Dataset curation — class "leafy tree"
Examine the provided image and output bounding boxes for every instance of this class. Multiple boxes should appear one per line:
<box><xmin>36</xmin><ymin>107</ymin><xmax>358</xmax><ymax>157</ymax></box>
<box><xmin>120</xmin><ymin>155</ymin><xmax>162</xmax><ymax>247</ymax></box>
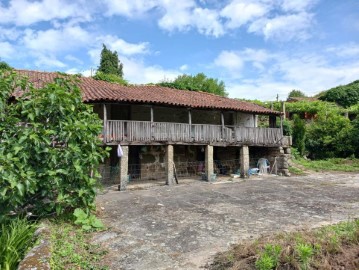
<box><xmin>288</xmin><ymin>89</ymin><xmax>306</xmax><ymax>99</ymax></box>
<box><xmin>0</xmin><ymin>70</ymin><xmax>108</xmax><ymax>220</ymax></box>
<box><xmin>0</xmin><ymin>61</ymin><xmax>12</xmax><ymax>70</ymax></box>
<box><xmin>97</xmin><ymin>44</ymin><xmax>123</xmax><ymax>77</ymax></box>
<box><xmin>292</xmin><ymin>115</ymin><xmax>306</xmax><ymax>156</ymax></box>
<box><xmin>319</xmin><ymin>80</ymin><xmax>359</xmax><ymax>108</ymax></box>
<box><xmin>306</xmin><ymin>111</ymin><xmax>353</xmax><ymax>159</ymax></box>
<box><xmin>158</xmin><ymin>73</ymin><xmax>227</xmax><ymax>97</ymax></box>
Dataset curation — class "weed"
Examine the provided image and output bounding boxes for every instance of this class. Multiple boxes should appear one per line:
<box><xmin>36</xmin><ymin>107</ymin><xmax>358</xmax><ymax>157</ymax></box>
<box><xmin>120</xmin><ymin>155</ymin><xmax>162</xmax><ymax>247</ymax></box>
<box><xmin>255</xmin><ymin>253</ymin><xmax>276</xmax><ymax>270</ymax></box>
<box><xmin>73</xmin><ymin>208</ymin><xmax>104</xmax><ymax>231</ymax></box>
<box><xmin>0</xmin><ymin>218</ymin><xmax>37</xmax><ymax>270</ymax></box>
<box><xmin>295</xmin><ymin>243</ymin><xmax>314</xmax><ymax>270</ymax></box>
<box><xmin>50</xmin><ymin>221</ymin><xmax>108</xmax><ymax>270</ymax></box>
<box><xmin>255</xmin><ymin>244</ymin><xmax>282</xmax><ymax>270</ymax></box>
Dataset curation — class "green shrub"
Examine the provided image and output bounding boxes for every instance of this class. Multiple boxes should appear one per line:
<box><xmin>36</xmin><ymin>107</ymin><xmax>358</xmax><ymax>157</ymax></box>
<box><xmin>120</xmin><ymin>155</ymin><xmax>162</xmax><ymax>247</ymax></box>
<box><xmin>0</xmin><ymin>219</ymin><xmax>37</xmax><ymax>270</ymax></box>
<box><xmin>306</xmin><ymin>111</ymin><xmax>354</xmax><ymax>159</ymax></box>
<box><xmin>0</xmin><ymin>70</ymin><xmax>109</xmax><ymax>219</ymax></box>
<box><xmin>93</xmin><ymin>71</ymin><xmax>128</xmax><ymax>85</ymax></box>
<box><xmin>292</xmin><ymin>115</ymin><xmax>306</xmax><ymax>156</ymax></box>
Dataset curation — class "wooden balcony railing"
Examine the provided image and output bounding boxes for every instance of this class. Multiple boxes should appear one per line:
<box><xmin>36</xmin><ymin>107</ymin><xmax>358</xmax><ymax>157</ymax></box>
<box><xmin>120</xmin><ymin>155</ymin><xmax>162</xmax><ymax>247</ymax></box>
<box><xmin>104</xmin><ymin>120</ymin><xmax>286</xmax><ymax>146</ymax></box>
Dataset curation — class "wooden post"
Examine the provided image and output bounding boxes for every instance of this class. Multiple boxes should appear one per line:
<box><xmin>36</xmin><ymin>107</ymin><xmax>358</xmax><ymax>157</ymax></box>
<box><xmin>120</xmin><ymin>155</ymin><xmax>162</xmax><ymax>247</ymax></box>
<box><xmin>150</xmin><ymin>105</ymin><xmax>154</xmax><ymax>122</ymax></box>
<box><xmin>280</xmin><ymin>115</ymin><xmax>284</xmax><ymax>136</ymax></box>
<box><xmin>103</xmin><ymin>104</ymin><xmax>107</xmax><ymax>142</ymax></box>
<box><xmin>221</xmin><ymin>111</ymin><xmax>225</xmax><ymax>139</ymax></box>
<box><xmin>188</xmin><ymin>109</ymin><xmax>192</xmax><ymax>125</ymax></box>
<box><xmin>281</xmin><ymin>101</ymin><xmax>286</xmax><ymax>120</ymax></box>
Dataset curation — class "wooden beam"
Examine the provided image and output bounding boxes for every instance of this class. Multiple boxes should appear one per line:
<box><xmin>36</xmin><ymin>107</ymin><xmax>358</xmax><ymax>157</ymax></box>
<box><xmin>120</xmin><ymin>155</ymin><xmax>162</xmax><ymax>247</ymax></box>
<box><xmin>103</xmin><ymin>104</ymin><xmax>107</xmax><ymax>141</ymax></box>
<box><xmin>188</xmin><ymin>109</ymin><xmax>192</xmax><ymax>125</ymax></box>
<box><xmin>221</xmin><ymin>112</ymin><xmax>225</xmax><ymax>128</ymax></box>
<box><xmin>150</xmin><ymin>106</ymin><xmax>154</xmax><ymax>122</ymax></box>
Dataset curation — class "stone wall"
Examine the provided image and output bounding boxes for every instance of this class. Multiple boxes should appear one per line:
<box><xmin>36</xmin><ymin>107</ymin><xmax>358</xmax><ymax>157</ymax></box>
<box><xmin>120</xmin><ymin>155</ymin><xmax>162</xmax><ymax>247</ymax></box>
<box><xmin>249</xmin><ymin>146</ymin><xmax>291</xmax><ymax>176</ymax></box>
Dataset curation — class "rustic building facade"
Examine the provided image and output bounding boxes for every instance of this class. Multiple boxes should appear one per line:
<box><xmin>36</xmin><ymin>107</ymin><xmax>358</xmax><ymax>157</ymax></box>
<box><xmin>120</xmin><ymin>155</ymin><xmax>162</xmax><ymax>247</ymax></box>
<box><xmin>15</xmin><ymin>70</ymin><xmax>291</xmax><ymax>189</ymax></box>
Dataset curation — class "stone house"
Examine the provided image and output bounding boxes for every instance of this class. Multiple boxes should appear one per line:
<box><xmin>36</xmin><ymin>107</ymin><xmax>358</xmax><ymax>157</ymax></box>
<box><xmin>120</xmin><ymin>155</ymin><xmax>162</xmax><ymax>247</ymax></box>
<box><xmin>15</xmin><ymin>70</ymin><xmax>291</xmax><ymax>188</ymax></box>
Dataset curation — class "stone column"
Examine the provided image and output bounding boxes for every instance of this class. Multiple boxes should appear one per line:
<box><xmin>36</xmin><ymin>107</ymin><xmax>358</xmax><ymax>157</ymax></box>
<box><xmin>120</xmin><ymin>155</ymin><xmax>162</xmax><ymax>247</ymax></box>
<box><xmin>118</xmin><ymin>146</ymin><xmax>129</xmax><ymax>191</ymax></box>
<box><xmin>205</xmin><ymin>145</ymin><xmax>214</xmax><ymax>181</ymax></box>
<box><xmin>240</xmin><ymin>145</ymin><xmax>249</xmax><ymax>178</ymax></box>
<box><xmin>165</xmin><ymin>144</ymin><xmax>175</xmax><ymax>185</ymax></box>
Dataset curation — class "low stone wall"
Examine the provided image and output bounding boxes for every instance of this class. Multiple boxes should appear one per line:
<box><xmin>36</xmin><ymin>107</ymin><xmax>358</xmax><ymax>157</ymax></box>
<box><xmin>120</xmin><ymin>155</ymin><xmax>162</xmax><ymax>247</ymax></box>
<box><xmin>18</xmin><ymin>224</ymin><xmax>51</xmax><ymax>270</ymax></box>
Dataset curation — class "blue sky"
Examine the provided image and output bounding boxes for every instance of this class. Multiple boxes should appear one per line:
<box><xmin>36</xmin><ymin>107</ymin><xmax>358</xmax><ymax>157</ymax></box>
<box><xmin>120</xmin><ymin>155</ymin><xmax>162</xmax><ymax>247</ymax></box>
<box><xmin>0</xmin><ymin>0</ymin><xmax>358</xmax><ymax>100</ymax></box>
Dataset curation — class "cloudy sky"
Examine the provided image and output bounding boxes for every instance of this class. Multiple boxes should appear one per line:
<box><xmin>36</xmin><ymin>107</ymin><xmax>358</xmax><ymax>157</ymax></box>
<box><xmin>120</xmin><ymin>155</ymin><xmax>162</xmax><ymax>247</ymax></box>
<box><xmin>0</xmin><ymin>0</ymin><xmax>358</xmax><ymax>100</ymax></box>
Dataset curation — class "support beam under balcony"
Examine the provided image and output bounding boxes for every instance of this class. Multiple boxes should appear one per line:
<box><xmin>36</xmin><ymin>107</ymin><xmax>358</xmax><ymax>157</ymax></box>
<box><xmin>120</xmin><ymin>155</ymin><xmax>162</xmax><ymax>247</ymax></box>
<box><xmin>240</xmin><ymin>145</ymin><xmax>249</xmax><ymax>178</ymax></box>
<box><xmin>103</xmin><ymin>104</ymin><xmax>108</xmax><ymax>140</ymax></box>
<box><xmin>165</xmin><ymin>144</ymin><xmax>175</xmax><ymax>185</ymax></box>
<box><xmin>118</xmin><ymin>145</ymin><xmax>129</xmax><ymax>191</ymax></box>
<box><xmin>205</xmin><ymin>145</ymin><xmax>214</xmax><ymax>181</ymax></box>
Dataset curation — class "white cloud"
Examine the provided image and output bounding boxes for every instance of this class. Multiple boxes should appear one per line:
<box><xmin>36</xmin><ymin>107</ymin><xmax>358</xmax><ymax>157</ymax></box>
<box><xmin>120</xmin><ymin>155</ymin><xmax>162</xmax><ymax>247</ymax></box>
<box><xmin>214</xmin><ymin>51</ymin><xmax>244</xmax><ymax>73</ymax></box>
<box><xmin>34</xmin><ymin>54</ymin><xmax>66</xmax><ymax>68</ymax></box>
<box><xmin>221</xmin><ymin>0</ymin><xmax>269</xmax><ymax>28</ymax></box>
<box><xmin>65</xmin><ymin>55</ymin><xmax>83</xmax><ymax>65</ymax></box>
<box><xmin>0</xmin><ymin>42</ymin><xmax>15</xmax><ymax>59</ymax></box>
<box><xmin>180</xmin><ymin>64</ymin><xmax>188</xmax><ymax>71</ymax></box>
<box><xmin>121</xmin><ymin>56</ymin><xmax>180</xmax><ymax>84</ymax></box>
<box><xmin>248</xmin><ymin>12</ymin><xmax>313</xmax><ymax>41</ymax></box>
<box><xmin>326</xmin><ymin>43</ymin><xmax>359</xmax><ymax>58</ymax></box>
<box><xmin>158</xmin><ymin>0</ymin><xmax>224</xmax><ymax>37</ymax></box>
<box><xmin>280</xmin><ymin>0</ymin><xmax>318</xmax><ymax>12</ymax></box>
<box><xmin>214</xmin><ymin>48</ymin><xmax>273</xmax><ymax>74</ymax></box>
<box><xmin>22</xmin><ymin>25</ymin><xmax>91</xmax><ymax>53</ymax></box>
<box><xmin>217</xmin><ymin>45</ymin><xmax>359</xmax><ymax>100</ymax></box>
<box><xmin>99</xmin><ymin>35</ymin><xmax>149</xmax><ymax>56</ymax></box>
<box><xmin>103</xmin><ymin>0</ymin><xmax>158</xmax><ymax>17</ymax></box>
<box><xmin>0</xmin><ymin>0</ymin><xmax>91</xmax><ymax>26</ymax></box>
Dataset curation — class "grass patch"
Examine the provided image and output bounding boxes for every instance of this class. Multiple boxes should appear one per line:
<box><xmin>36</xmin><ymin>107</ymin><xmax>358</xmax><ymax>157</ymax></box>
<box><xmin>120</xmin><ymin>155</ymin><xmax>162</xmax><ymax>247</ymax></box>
<box><xmin>288</xmin><ymin>166</ymin><xmax>305</xmax><ymax>175</ymax></box>
<box><xmin>294</xmin><ymin>158</ymin><xmax>359</xmax><ymax>172</ymax></box>
<box><xmin>207</xmin><ymin>219</ymin><xmax>359</xmax><ymax>270</ymax></box>
<box><xmin>49</xmin><ymin>221</ymin><xmax>109</xmax><ymax>270</ymax></box>
<box><xmin>0</xmin><ymin>218</ymin><xmax>37</xmax><ymax>270</ymax></box>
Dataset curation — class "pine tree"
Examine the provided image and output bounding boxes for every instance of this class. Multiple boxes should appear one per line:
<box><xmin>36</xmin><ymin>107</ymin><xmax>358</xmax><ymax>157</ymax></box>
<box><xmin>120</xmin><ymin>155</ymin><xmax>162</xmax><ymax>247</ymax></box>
<box><xmin>98</xmin><ymin>44</ymin><xmax>123</xmax><ymax>78</ymax></box>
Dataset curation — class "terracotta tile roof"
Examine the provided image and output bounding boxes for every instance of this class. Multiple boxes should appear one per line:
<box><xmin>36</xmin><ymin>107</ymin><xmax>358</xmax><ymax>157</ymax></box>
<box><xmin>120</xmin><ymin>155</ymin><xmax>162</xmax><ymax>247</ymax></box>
<box><xmin>14</xmin><ymin>69</ymin><xmax>281</xmax><ymax>115</ymax></box>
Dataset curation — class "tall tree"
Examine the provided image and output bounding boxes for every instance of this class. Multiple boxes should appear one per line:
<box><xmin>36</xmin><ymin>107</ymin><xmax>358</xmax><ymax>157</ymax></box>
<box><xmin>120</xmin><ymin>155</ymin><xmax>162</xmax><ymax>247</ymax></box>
<box><xmin>97</xmin><ymin>44</ymin><xmax>123</xmax><ymax>77</ymax></box>
<box><xmin>0</xmin><ymin>61</ymin><xmax>12</xmax><ymax>70</ymax></box>
<box><xmin>158</xmin><ymin>73</ymin><xmax>227</xmax><ymax>97</ymax></box>
<box><xmin>288</xmin><ymin>89</ymin><xmax>306</xmax><ymax>99</ymax></box>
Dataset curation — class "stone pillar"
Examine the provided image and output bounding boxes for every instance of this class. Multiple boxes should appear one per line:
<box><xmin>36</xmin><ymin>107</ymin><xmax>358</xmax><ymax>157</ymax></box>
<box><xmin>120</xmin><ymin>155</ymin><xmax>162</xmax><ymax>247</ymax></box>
<box><xmin>205</xmin><ymin>145</ymin><xmax>214</xmax><ymax>181</ymax></box>
<box><xmin>240</xmin><ymin>145</ymin><xmax>249</xmax><ymax>178</ymax></box>
<box><xmin>165</xmin><ymin>144</ymin><xmax>175</xmax><ymax>185</ymax></box>
<box><xmin>118</xmin><ymin>146</ymin><xmax>129</xmax><ymax>191</ymax></box>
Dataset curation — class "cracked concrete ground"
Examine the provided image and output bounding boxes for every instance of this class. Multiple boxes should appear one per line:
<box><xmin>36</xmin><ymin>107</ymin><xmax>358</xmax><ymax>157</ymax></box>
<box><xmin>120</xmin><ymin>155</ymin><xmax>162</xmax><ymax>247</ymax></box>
<box><xmin>94</xmin><ymin>172</ymin><xmax>359</xmax><ymax>270</ymax></box>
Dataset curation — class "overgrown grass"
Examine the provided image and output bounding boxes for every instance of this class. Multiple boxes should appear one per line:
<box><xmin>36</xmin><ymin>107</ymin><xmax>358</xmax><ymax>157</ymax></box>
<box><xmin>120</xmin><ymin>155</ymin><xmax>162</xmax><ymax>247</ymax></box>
<box><xmin>288</xmin><ymin>166</ymin><xmax>306</xmax><ymax>175</ymax></box>
<box><xmin>0</xmin><ymin>218</ymin><xmax>37</xmax><ymax>270</ymax></box>
<box><xmin>294</xmin><ymin>158</ymin><xmax>359</xmax><ymax>172</ymax></box>
<box><xmin>208</xmin><ymin>219</ymin><xmax>359</xmax><ymax>270</ymax></box>
<box><xmin>50</xmin><ymin>221</ymin><xmax>109</xmax><ymax>270</ymax></box>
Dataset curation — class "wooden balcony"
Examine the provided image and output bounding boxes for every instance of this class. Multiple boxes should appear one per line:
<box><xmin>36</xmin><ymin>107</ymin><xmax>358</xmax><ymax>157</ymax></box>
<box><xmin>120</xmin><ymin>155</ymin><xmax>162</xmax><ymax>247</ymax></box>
<box><xmin>104</xmin><ymin>120</ymin><xmax>289</xmax><ymax>147</ymax></box>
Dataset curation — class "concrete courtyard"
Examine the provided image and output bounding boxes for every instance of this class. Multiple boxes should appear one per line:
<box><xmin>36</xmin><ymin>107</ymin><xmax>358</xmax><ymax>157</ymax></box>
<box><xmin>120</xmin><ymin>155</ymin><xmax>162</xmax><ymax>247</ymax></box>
<box><xmin>94</xmin><ymin>172</ymin><xmax>359</xmax><ymax>270</ymax></box>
